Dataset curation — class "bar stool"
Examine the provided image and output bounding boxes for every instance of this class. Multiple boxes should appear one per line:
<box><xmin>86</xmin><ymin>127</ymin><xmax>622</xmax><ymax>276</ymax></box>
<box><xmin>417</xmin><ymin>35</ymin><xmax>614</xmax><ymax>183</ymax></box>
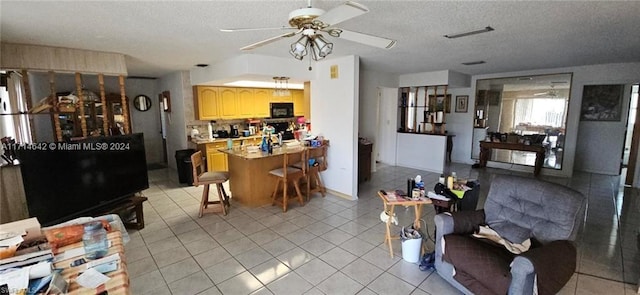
<box><xmin>270</xmin><ymin>148</ymin><xmax>306</xmax><ymax>212</ymax></box>
<box><xmin>295</xmin><ymin>145</ymin><xmax>327</xmax><ymax>201</ymax></box>
<box><xmin>191</xmin><ymin>151</ymin><xmax>230</xmax><ymax>217</ymax></box>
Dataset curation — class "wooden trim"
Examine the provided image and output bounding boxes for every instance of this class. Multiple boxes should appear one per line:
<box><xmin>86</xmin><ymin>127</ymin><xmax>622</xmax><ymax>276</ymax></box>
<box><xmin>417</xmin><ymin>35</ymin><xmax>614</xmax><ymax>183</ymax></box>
<box><xmin>118</xmin><ymin>76</ymin><xmax>130</xmax><ymax>134</ymax></box>
<box><xmin>49</xmin><ymin>71</ymin><xmax>62</xmax><ymax>141</ymax></box>
<box><xmin>627</xmin><ymin>89</ymin><xmax>640</xmax><ymax>185</ymax></box>
<box><xmin>98</xmin><ymin>74</ymin><xmax>109</xmax><ymax>135</ymax></box>
<box><xmin>75</xmin><ymin>73</ymin><xmax>87</xmax><ymax>137</ymax></box>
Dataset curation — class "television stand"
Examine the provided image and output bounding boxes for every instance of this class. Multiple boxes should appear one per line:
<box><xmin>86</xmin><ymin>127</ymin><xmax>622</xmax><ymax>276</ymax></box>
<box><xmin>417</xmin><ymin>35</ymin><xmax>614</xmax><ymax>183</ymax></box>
<box><xmin>103</xmin><ymin>195</ymin><xmax>148</xmax><ymax>230</ymax></box>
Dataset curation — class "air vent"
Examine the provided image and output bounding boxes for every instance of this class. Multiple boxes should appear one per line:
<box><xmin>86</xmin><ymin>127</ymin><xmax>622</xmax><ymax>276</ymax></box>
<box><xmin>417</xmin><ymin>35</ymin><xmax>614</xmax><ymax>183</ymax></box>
<box><xmin>462</xmin><ymin>61</ymin><xmax>486</xmax><ymax>66</ymax></box>
<box><xmin>196</xmin><ymin>64</ymin><xmax>209</xmax><ymax>68</ymax></box>
<box><xmin>444</xmin><ymin>26</ymin><xmax>494</xmax><ymax>39</ymax></box>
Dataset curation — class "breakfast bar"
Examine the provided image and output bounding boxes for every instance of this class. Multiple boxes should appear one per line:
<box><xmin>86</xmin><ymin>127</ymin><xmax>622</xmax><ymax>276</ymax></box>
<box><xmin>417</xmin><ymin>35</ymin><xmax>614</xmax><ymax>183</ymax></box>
<box><xmin>222</xmin><ymin>145</ymin><xmax>306</xmax><ymax>207</ymax></box>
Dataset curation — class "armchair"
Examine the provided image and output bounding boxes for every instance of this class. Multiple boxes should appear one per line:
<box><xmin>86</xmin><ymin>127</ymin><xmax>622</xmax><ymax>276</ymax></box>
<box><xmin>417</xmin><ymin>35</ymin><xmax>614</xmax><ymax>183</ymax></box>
<box><xmin>434</xmin><ymin>175</ymin><xmax>586</xmax><ymax>295</ymax></box>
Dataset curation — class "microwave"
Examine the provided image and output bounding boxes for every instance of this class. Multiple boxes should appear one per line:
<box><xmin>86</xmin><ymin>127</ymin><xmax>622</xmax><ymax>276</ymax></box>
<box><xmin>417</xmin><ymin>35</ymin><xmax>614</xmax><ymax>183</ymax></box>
<box><xmin>270</xmin><ymin>102</ymin><xmax>294</xmax><ymax>118</ymax></box>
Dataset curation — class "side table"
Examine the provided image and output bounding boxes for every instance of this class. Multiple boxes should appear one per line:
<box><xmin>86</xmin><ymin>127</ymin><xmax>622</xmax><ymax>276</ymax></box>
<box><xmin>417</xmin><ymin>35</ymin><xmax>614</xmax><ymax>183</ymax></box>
<box><xmin>377</xmin><ymin>190</ymin><xmax>432</xmax><ymax>258</ymax></box>
<box><xmin>53</xmin><ymin>231</ymin><xmax>130</xmax><ymax>294</ymax></box>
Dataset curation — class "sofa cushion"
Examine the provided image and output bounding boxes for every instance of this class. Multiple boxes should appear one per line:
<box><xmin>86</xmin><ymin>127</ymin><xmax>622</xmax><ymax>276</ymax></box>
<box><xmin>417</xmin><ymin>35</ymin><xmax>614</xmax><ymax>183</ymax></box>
<box><xmin>484</xmin><ymin>175</ymin><xmax>585</xmax><ymax>244</ymax></box>
<box><xmin>442</xmin><ymin>234</ymin><xmax>515</xmax><ymax>295</ymax></box>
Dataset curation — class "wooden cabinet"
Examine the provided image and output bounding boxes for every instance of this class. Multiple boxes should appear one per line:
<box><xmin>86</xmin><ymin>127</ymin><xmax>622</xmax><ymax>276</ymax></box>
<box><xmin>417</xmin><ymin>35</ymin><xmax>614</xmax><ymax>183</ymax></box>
<box><xmin>236</xmin><ymin>88</ymin><xmax>255</xmax><ymax>118</ymax></box>
<box><xmin>253</xmin><ymin>88</ymin><xmax>271</xmax><ymax>118</ymax></box>
<box><xmin>206</xmin><ymin>142</ymin><xmax>228</xmax><ymax>172</ymax></box>
<box><xmin>194</xmin><ymin>86</ymin><xmax>220</xmax><ymax>120</ymax></box>
<box><xmin>219</xmin><ymin>87</ymin><xmax>238</xmax><ymax>119</ymax></box>
<box><xmin>193</xmin><ymin>86</ymin><xmax>307</xmax><ymax>120</ymax></box>
<box><xmin>358</xmin><ymin>141</ymin><xmax>373</xmax><ymax>183</ymax></box>
<box><xmin>292</xmin><ymin>90</ymin><xmax>304</xmax><ymax>116</ymax></box>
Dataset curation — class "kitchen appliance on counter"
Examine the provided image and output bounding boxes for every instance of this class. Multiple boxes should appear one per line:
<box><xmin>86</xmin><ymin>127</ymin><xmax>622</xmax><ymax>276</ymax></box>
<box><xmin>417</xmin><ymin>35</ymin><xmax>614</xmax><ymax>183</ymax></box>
<box><xmin>271</xmin><ymin>122</ymin><xmax>295</xmax><ymax>140</ymax></box>
<box><xmin>216</xmin><ymin>130</ymin><xmax>229</xmax><ymax>138</ymax></box>
<box><xmin>270</xmin><ymin>103</ymin><xmax>294</xmax><ymax>118</ymax></box>
<box><xmin>230</xmin><ymin>125</ymin><xmax>240</xmax><ymax>138</ymax></box>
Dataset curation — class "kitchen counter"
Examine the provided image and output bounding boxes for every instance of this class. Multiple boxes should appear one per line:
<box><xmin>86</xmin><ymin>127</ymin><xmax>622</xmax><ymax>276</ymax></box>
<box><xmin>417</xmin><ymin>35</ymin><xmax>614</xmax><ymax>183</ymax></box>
<box><xmin>222</xmin><ymin>144</ymin><xmax>306</xmax><ymax>207</ymax></box>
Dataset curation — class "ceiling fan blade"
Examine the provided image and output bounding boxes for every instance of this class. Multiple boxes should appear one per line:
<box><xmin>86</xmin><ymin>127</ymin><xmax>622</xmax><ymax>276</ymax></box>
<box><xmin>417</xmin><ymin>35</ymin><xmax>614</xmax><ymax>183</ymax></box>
<box><xmin>220</xmin><ymin>27</ymin><xmax>296</xmax><ymax>32</ymax></box>
<box><xmin>315</xmin><ymin>1</ymin><xmax>369</xmax><ymax>27</ymax></box>
<box><xmin>239</xmin><ymin>29</ymin><xmax>302</xmax><ymax>51</ymax></box>
<box><xmin>334</xmin><ymin>29</ymin><xmax>397</xmax><ymax>49</ymax></box>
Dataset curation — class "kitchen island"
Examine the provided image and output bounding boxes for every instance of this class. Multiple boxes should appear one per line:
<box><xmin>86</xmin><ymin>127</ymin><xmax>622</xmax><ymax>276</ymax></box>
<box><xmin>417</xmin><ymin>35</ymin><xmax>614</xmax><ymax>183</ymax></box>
<box><xmin>221</xmin><ymin>145</ymin><xmax>306</xmax><ymax>207</ymax></box>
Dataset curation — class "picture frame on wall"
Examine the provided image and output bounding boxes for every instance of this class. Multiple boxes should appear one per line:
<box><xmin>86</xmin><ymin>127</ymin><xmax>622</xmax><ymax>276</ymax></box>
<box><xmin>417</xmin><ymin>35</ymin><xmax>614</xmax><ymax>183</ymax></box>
<box><xmin>455</xmin><ymin>95</ymin><xmax>468</xmax><ymax>113</ymax></box>
<box><xmin>428</xmin><ymin>94</ymin><xmax>451</xmax><ymax>113</ymax></box>
<box><xmin>580</xmin><ymin>84</ymin><xmax>624</xmax><ymax>121</ymax></box>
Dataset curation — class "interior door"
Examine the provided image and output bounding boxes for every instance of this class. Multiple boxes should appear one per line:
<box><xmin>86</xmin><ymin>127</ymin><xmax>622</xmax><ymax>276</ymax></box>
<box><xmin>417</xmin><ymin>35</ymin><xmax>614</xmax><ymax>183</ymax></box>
<box><xmin>376</xmin><ymin>87</ymin><xmax>399</xmax><ymax>165</ymax></box>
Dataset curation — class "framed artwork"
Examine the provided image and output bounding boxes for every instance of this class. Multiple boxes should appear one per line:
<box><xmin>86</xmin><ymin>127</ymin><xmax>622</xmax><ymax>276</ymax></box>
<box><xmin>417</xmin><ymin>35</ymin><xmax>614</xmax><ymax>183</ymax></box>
<box><xmin>455</xmin><ymin>95</ymin><xmax>468</xmax><ymax>113</ymax></box>
<box><xmin>428</xmin><ymin>94</ymin><xmax>451</xmax><ymax>113</ymax></box>
<box><xmin>580</xmin><ymin>84</ymin><xmax>624</xmax><ymax>121</ymax></box>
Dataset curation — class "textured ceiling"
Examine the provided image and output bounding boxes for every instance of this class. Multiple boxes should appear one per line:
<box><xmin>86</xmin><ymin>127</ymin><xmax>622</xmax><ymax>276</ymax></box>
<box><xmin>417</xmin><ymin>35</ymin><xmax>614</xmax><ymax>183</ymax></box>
<box><xmin>1</xmin><ymin>1</ymin><xmax>639</xmax><ymax>79</ymax></box>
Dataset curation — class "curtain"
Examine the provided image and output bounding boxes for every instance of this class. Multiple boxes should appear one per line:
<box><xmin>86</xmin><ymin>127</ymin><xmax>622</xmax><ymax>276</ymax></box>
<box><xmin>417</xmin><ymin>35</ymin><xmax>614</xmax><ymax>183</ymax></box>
<box><xmin>5</xmin><ymin>71</ymin><xmax>32</xmax><ymax>143</ymax></box>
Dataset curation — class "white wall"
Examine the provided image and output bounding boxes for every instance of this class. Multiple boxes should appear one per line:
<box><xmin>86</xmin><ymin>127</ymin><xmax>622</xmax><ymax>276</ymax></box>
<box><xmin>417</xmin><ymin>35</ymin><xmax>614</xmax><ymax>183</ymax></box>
<box><xmin>156</xmin><ymin>71</ymin><xmax>190</xmax><ymax>170</ymax></box>
<box><xmin>125</xmin><ymin>78</ymin><xmax>163</xmax><ymax>165</ymax></box>
<box><xmin>311</xmin><ymin>55</ymin><xmax>360</xmax><ymax>199</ymax></box>
<box><xmin>444</xmin><ymin>88</ymin><xmax>474</xmax><ymax>163</ymax></box>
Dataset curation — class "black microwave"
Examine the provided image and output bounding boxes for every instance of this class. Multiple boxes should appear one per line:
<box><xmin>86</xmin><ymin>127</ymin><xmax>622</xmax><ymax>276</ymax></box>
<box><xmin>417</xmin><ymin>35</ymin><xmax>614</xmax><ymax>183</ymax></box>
<box><xmin>270</xmin><ymin>102</ymin><xmax>294</xmax><ymax>118</ymax></box>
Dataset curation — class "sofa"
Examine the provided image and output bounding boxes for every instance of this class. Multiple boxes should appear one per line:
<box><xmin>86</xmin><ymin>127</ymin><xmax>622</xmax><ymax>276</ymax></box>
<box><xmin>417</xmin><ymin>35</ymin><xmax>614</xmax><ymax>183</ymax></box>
<box><xmin>434</xmin><ymin>174</ymin><xmax>586</xmax><ymax>295</ymax></box>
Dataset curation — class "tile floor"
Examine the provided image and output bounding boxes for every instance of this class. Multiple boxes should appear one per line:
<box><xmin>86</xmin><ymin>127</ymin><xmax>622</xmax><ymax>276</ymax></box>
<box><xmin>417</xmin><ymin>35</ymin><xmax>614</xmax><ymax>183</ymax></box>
<box><xmin>127</xmin><ymin>163</ymin><xmax>640</xmax><ymax>294</ymax></box>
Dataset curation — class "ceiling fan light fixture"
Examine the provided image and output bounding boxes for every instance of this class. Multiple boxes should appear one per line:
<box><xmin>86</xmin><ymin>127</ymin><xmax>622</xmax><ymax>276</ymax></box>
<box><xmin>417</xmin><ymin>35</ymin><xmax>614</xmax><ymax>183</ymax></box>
<box><xmin>312</xmin><ymin>34</ymin><xmax>333</xmax><ymax>58</ymax></box>
<box><xmin>289</xmin><ymin>36</ymin><xmax>309</xmax><ymax>60</ymax></box>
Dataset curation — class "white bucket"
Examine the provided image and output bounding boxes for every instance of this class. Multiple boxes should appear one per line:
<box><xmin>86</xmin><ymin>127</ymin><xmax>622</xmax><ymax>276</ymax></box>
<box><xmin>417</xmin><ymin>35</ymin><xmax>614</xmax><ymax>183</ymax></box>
<box><xmin>401</xmin><ymin>238</ymin><xmax>422</xmax><ymax>263</ymax></box>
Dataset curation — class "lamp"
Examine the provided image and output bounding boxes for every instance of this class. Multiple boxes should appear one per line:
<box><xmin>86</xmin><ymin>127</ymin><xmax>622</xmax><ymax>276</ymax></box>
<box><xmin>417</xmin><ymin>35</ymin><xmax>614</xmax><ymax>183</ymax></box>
<box><xmin>288</xmin><ymin>29</ymin><xmax>333</xmax><ymax>61</ymax></box>
<box><xmin>273</xmin><ymin>77</ymin><xmax>291</xmax><ymax>97</ymax></box>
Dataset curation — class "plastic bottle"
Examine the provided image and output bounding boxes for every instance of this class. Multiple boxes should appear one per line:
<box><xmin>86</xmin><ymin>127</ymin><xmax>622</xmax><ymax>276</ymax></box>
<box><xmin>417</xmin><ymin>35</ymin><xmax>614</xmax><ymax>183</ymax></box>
<box><xmin>439</xmin><ymin>174</ymin><xmax>445</xmax><ymax>184</ymax></box>
<box><xmin>83</xmin><ymin>221</ymin><xmax>108</xmax><ymax>260</ymax></box>
<box><xmin>227</xmin><ymin>138</ymin><xmax>233</xmax><ymax>150</ymax></box>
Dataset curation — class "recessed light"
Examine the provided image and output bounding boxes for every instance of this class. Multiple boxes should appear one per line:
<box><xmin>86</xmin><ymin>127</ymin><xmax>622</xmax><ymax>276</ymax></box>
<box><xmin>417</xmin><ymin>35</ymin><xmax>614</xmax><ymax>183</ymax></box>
<box><xmin>444</xmin><ymin>26</ymin><xmax>494</xmax><ymax>39</ymax></box>
<box><xmin>196</xmin><ymin>64</ymin><xmax>209</xmax><ymax>68</ymax></box>
<box><xmin>461</xmin><ymin>61</ymin><xmax>486</xmax><ymax>66</ymax></box>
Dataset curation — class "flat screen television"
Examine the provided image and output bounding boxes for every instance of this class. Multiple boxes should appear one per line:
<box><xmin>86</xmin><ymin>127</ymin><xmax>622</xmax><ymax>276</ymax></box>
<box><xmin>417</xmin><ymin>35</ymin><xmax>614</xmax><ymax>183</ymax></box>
<box><xmin>16</xmin><ymin>133</ymin><xmax>149</xmax><ymax>226</ymax></box>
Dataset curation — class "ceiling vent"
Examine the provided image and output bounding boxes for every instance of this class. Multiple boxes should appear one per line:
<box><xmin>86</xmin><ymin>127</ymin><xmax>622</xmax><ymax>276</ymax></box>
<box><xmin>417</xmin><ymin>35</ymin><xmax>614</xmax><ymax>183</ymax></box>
<box><xmin>444</xmin><ymin>26</ymin><xmax>494</xmax><ymax>39</ymax></box>
<box><xmin>462</xmin><ymin>61</ymin><xmax>486</xmax><ymax>66</ymax></box>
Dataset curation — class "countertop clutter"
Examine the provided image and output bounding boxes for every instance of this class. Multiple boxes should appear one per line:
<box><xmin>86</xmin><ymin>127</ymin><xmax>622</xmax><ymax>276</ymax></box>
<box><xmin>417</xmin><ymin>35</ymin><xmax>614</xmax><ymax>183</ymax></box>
<box><xmin>0</xmin><ymin>216</ymin><xmax>130</xmax><ymax>295</ymax></box>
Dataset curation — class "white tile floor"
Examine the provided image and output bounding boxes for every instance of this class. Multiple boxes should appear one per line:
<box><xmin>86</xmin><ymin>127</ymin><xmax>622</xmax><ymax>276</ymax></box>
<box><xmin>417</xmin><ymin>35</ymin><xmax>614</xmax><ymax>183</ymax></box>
<box><xmin>126</xmin><ymin>163</ymin><xmax>640</xmax><ymax>294</ymax></box>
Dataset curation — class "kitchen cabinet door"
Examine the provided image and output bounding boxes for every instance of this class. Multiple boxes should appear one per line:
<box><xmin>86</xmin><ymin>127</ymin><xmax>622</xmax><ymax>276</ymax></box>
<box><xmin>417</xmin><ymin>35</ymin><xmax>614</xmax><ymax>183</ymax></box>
<box><xmin>253</xmin><ymin>88</ymin><xmax>271</xmax><ymax>118</ymax></box>
<box><xmin>219</xmin><ymin>87</ymin><xmax>238</xmax><ymax>119</ymax></box>
<box><xmin>237</xmin><ymin>88</ymin><xmax>254</xmax><ymax>118</ymax></box>
<box><xmin>206</xmin><ymin>150</ymin><xmax>228</xmax><ymax>171</ymax></box>
<box><xmin>292</xmin><ymin>90</ymin><xmax>305</xmax><ymax>116</ymax></box>
<box><xmin>195</xmin><ymin>86</ymin><xmax>220</xmax><ymax>120</ymax></box>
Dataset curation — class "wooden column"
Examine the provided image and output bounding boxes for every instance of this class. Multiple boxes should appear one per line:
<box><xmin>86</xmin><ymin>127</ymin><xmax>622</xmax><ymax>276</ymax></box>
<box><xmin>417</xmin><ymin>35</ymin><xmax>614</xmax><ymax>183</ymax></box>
<box><xmin>412</xmin><ymin>87</ymin><xmax>418</xmax><ymax>132</ymax></box>
<box><xmin>75</xmin><ymin>73</ymin><xmax>87</xmax><ymax>137</ymax></box>
<box><xmin>98</xmin><ymin>74</ymin><xmax>109</xmax><ymax>135</ymax></box>
<box><xmin>49</xmin><ymin>71</ymin><xmax>62</xmax><ymax>141</ymax></box>
<box><xmin>119</xmin><ymin>75</ymin><xmax>130</xmax><ymax>134</ymax></box>
<box><xmin>21</xmin><ymin>70</ymin><xmax>36</xmax><ymax>141</ymax></box>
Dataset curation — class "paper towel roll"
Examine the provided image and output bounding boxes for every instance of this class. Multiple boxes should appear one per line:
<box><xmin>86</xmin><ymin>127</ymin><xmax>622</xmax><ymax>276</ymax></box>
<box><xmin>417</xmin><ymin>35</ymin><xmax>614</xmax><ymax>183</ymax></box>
<box><xmin>436</xmin><ymin>111</ymin><xmax>444</xmax><ymax>123</ymax></box>
<box><xmin>29</xmin><ymin>261</ymin><xmax>52</xmax><ymax>279</ymax></box>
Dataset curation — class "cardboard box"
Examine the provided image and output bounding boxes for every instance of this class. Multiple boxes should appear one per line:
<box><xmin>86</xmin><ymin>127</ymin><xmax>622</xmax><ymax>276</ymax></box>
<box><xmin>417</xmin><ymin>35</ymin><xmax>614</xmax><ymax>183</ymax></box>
<box><xmin>0</xmin><ymin>217</ymin><xmax>42</xmax><ymax>243</ymax></box>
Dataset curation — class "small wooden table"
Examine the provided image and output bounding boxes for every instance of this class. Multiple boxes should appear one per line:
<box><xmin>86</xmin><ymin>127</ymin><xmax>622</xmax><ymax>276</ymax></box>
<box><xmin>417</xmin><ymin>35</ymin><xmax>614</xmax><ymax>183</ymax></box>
<box><xmin>478</xmin><ymin>141</ymin><xmax>546</xmax><ymax>176</ymax></box>
<box><xmin>377</xmin><ymin>190</ymin><xmax>432</xmax><ymax>258</ymax></box>
<box><xmin>53</xmin><ymin>231</ymin><xmax>130</xmax><ymax>294</ymax></box>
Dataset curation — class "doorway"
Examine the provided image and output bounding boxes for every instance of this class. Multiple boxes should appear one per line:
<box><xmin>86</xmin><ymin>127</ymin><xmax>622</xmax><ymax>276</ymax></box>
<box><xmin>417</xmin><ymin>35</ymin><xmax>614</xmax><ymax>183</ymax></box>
<box><xmin>376</xmin><ymin>87</ymin><xmax>398</xmax><ymax>166</ymax></box>
<box><xmin>159</xmin><ymin>93</ymin><xmax>168</xmax><ymax>164</ymax></box>
<box><xmin>623</xmin><ymin>84</ymin><xmax>640</xmax><ymax>186</ymax></box>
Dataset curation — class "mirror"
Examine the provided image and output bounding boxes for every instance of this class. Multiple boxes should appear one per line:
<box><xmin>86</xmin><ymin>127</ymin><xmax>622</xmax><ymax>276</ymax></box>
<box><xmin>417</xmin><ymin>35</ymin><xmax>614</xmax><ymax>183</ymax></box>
<box><xmin>133</xmin><ymin>94</ymin><xmax>151</xmax><ymax>112</ymax></box>
<box><xmin>473</xmin><ymin>73</ymin><xmax>573</xmax><ymax>170</ymax></box>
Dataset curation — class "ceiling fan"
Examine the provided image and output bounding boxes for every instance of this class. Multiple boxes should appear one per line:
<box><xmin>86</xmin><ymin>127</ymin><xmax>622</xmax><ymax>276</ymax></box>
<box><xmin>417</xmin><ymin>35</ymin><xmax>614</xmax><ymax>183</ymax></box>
<box><xmin>220</xmin><ymin>0</ymin><xmax>397</xmax><ymax>61</ymax></box>
<box><xmin>534</xmin><ymin>85</ymin><xmax>558</xmax><ymax>97</ymax></box>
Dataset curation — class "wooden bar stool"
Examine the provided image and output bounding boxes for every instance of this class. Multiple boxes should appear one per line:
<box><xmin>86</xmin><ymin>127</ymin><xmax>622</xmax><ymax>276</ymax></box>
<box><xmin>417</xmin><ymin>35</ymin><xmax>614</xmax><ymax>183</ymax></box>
<box><xmin>295</xmin><ymin>145</ymin><xmax>327</xmax><ymax>201</ymax></box>
<box><xmin>270</xmin><ymin>148</ymin><xmax>306</xmax><ymax>212</ymax></box>
<box><xmin>191</xmin><ymin>151</ymin><xmax>230</xmax><ymax>217</ymax></box>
